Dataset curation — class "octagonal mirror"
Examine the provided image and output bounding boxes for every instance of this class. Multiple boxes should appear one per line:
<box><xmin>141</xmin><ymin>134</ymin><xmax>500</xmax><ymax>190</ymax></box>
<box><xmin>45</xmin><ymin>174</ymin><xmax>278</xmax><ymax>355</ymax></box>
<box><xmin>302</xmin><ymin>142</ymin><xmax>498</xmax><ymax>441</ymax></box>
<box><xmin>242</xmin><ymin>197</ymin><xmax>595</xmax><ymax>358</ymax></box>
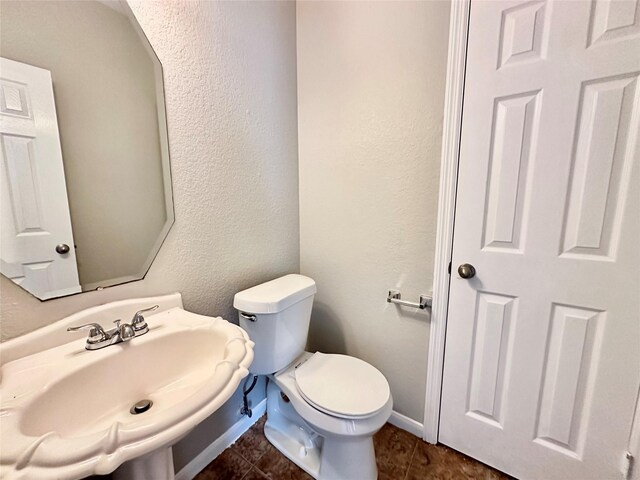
<box><xmin>0</xmin><ymin>0</ymin><xmax>173</xmax><ymax>300</ymax></box>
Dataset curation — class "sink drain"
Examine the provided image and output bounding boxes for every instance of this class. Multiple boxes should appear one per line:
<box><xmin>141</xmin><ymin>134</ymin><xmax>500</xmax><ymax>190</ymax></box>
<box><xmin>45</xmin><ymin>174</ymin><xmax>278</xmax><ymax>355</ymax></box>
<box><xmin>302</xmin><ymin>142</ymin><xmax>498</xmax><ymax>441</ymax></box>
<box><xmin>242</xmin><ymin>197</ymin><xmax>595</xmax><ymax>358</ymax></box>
<box><xmin>130</xmin><ymin>399</ymin><xmax>153</xmax><ymax>414</ymax></box>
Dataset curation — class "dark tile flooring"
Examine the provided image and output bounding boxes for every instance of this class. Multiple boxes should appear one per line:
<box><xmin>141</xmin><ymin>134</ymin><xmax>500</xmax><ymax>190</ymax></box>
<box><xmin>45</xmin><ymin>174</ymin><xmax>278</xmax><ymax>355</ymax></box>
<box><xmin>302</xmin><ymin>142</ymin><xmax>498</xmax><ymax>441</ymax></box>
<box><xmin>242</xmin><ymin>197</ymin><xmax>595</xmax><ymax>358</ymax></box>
<box><xmin>195</xmin><ymin>416</ymin><xmax>510</xmax><ymax>480</ymax></box>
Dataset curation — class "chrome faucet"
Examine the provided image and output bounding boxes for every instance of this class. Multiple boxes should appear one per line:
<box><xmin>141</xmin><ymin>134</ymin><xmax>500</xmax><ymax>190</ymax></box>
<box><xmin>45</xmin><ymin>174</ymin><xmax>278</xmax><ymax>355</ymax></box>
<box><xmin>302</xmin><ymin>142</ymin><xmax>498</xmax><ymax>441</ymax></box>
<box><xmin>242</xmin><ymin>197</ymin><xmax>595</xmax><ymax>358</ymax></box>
<box><xmin>67</xmin><ymin>305</ymin><xmax>159</xmax><ymax>350</ymax></box>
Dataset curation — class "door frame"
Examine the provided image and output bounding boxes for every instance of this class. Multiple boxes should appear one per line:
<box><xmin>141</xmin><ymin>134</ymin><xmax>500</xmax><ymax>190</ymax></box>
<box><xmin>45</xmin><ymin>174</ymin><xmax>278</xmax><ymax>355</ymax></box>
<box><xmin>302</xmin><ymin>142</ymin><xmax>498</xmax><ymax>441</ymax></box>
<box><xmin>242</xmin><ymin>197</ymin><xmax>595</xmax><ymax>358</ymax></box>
<box><xmin>422</xmin><ymin>0</ymin><xmax>470</xmax><ymax>443</ymax></box>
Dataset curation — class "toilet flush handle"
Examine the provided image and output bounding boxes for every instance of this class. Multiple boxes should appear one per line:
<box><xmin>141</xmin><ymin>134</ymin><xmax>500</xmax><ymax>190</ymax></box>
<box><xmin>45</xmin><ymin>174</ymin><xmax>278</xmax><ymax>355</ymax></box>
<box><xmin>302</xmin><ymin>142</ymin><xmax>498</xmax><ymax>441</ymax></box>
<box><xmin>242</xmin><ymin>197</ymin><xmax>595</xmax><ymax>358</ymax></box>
<box><xmin>240</xmin><ymin>312</ymin><xmax>257</xmax><ymax>322</ymax></box>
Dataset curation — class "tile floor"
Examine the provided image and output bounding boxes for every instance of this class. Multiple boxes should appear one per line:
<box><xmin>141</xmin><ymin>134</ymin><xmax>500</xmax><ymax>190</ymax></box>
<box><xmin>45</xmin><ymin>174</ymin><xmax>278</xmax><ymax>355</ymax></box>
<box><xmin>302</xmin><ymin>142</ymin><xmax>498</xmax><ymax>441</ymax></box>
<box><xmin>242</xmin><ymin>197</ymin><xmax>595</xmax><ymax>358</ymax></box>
<box><xmin>195</xmin><ymin>416</ymin><xmax>510</xmax><ymax>480</ymax></box>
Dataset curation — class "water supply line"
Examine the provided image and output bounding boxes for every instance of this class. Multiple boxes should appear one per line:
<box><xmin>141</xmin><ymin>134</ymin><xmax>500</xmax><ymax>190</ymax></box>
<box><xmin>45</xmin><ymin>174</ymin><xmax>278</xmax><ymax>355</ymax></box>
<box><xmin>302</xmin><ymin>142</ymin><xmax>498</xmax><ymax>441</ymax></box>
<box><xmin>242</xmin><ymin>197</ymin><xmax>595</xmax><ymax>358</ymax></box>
<box><xmin>240</xmin><ymin>375</ymin><xmax>258</xmax><ymax>418</ymax></box>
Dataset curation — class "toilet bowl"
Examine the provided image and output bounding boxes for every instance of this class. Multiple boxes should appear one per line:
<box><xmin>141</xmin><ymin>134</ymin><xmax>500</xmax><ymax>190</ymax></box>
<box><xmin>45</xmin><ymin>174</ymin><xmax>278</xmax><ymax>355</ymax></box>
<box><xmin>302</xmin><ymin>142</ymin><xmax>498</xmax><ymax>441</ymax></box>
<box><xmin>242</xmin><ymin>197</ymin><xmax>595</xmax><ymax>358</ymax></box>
<box><xmin>234</xmin><ymin>275</ymin><xmax>392</xmax><ymax>480</ymax></box>
<box><xmin>267</xmin><ymin>351</ymin><xmax>392</xmax><ymax>479</ymax></box>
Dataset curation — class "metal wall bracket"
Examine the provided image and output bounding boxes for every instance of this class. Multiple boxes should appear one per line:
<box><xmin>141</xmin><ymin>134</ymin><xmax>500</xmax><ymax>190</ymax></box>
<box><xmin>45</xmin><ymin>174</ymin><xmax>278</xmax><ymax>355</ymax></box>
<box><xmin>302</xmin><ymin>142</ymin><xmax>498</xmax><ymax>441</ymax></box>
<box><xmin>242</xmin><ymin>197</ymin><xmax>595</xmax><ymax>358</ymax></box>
<box><xmin>387</xmin><ymin>290</ymin><xmax>432</xmax><ymax>310</ymax></box>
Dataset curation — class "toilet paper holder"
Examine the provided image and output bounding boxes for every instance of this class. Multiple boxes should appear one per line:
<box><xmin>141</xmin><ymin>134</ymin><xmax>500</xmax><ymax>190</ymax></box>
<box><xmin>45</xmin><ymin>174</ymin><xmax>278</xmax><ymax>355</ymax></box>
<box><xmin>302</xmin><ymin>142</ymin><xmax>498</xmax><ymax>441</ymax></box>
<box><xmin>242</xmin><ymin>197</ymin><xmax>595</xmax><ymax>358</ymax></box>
<box><xmin>387</xmin><ymin>290</ymin><xmax>432</xmax><ymax>310</ymax></box>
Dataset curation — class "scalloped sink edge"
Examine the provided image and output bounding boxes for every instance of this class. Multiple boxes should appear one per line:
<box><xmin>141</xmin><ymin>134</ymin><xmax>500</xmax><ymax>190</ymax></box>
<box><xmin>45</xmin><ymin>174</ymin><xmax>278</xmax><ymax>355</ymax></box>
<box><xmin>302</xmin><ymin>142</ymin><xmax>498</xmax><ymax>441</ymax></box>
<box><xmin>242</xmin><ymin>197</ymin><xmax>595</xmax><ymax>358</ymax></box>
<box><xmin>0</xmin><ymin>293</ymin><xmax>254</xmax><ymax>480</ymax></box>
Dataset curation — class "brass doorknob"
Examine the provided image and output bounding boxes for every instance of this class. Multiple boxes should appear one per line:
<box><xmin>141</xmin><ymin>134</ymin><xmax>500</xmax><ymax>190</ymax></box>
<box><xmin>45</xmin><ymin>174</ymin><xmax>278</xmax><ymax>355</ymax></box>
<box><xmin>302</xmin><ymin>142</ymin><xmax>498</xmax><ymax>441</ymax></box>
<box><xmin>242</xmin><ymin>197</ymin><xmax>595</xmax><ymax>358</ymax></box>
<box><xmin>457</xmin><ymin>263</ymin><xmax>476</xmax><ymax>279</ymax></box>
<box><xmin>55</xmin><ymin>243</ymin><xmax>70</xmax><ymax>254</ymax></box>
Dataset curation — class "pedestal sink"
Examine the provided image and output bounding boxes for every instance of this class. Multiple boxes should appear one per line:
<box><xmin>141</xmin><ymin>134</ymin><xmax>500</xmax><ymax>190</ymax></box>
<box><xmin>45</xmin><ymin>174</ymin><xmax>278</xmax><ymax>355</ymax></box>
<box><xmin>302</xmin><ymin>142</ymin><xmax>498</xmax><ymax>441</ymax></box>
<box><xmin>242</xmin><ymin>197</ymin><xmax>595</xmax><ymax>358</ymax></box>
<box><xmin>0</xmin><ymin>294</ymin><xmax>254</xmax><ymax>480</ymax></box>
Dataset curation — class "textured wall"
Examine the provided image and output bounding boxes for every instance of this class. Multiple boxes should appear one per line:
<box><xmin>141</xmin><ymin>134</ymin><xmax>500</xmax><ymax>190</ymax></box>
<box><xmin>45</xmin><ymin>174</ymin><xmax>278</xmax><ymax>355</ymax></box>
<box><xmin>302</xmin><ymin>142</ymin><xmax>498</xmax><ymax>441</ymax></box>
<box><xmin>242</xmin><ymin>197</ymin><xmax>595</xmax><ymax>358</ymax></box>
<box><xmin>297</xmin><ymin>1</ymin><xmax>450</xmax><ymax>423</ymax></box>
<box><xmin>1</xmin><ymin>1</ymin><xmax>166</xmax><ymax>287</ymax></box>
<box><xmin>0</xmin><ymin>0</ymin><xmax>299</xmax><ymax>471</ymax></box>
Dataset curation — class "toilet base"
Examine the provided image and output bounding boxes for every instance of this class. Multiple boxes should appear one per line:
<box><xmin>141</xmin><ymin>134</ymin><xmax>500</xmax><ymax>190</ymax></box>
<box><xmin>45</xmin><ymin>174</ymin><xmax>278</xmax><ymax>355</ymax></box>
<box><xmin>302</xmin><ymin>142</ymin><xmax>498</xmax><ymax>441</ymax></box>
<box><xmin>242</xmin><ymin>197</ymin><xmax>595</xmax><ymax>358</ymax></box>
<box><xmin>265</xmin><ymin>381</ymin><xmax>378</xmax><ymax>480</ymax></box>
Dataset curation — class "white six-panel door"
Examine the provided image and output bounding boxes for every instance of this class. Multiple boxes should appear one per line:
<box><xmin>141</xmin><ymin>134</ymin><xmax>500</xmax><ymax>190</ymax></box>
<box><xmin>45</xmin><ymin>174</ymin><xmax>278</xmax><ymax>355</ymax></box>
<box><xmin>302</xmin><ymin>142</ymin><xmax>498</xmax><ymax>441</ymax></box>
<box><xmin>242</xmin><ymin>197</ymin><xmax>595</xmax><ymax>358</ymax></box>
<box><xmin>0</xmin><ymin>58</ymin><xmax>80</xmax><ymax>299</ymax></box>
<box><xmin>440</xmin><ymin>1</ymin><xmax>640</xmax><ymax>479</ymax></box>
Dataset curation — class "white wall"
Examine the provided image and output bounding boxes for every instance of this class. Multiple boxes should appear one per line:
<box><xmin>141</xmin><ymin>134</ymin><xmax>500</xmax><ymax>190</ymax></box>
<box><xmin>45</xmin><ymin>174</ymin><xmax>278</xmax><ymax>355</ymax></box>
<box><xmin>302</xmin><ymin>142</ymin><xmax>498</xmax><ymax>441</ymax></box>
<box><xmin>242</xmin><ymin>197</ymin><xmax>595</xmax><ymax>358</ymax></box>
<box><xmin>297</xmin><ymin>1</ymin><xmax>450</xmax><ymax>423</ymax></box>
<box><xmin>0</xmin><ymin>0</ymin><xmax>299</xmax><ymax>471</ymax></box>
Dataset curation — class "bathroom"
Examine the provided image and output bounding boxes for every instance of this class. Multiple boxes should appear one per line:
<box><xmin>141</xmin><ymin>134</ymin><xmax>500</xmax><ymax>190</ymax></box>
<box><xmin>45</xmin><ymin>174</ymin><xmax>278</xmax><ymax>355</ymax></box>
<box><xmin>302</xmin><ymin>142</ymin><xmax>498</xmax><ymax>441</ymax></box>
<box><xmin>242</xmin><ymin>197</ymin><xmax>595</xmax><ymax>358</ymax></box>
<box><xmin>0</xmin><ymin>1</ymin><xmax>638</xmax><ymax>479</ymax></box>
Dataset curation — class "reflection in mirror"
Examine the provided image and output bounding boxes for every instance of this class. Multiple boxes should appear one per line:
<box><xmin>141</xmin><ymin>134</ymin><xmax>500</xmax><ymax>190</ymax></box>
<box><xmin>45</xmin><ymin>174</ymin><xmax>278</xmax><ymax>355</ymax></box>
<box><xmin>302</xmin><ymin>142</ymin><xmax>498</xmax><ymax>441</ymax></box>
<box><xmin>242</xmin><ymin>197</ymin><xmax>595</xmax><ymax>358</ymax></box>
<box><xmin>0</xmin><ymin>0</ymin><xmax>173</xmax><ymax>300</ymax></box>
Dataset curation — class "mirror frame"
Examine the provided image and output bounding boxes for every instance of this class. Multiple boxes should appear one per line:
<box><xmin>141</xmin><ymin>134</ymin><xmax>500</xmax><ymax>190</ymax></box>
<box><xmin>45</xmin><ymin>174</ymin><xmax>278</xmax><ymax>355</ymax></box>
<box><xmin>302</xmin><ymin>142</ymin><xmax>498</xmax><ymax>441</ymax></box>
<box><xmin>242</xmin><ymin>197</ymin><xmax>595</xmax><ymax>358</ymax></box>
<box><xmin>78</xmin><ymin>1</ymin><xmax>175</xmax><ymax>295</ymax></box>
<box><xmin>1</xmin><ymin>0</ymin><xmax>175</xmax><ymax>300</ymax></box>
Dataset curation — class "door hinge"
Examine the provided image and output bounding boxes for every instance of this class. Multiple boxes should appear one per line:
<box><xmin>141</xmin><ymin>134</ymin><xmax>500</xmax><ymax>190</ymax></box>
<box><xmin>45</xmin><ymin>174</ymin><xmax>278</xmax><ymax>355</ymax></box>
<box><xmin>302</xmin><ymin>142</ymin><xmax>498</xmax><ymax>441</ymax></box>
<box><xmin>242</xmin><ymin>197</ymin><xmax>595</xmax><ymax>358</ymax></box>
<box><xmin>623</xmin><ymin>451</ymin><xmax>634</xmax><ymax>480</ymax></box>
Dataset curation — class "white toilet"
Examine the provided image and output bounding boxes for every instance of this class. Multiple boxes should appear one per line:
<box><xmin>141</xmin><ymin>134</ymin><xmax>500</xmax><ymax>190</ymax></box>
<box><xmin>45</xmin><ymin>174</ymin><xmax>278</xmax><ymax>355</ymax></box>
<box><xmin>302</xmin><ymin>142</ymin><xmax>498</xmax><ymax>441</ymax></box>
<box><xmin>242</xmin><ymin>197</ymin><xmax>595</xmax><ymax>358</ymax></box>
<box><xmin>234</xmin><ymin>274</ymin><xmax>392</xmax><ymax>480</ymax></box>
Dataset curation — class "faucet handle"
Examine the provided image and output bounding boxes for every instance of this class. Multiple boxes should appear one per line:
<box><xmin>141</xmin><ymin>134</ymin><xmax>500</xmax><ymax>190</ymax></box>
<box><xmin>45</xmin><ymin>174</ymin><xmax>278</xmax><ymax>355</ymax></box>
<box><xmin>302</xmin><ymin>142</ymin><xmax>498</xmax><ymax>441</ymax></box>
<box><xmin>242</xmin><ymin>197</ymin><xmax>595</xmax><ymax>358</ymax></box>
<box><xmin>67</xmin><ymin>322</ymin><xmax>107</xmax><ymax>344</ymax></box>
<box><xmin>131</xmin><ymin>305</ymin><xmax>158</xmax><ymax>331</ymax></box>
<box><xmin>134</xmin><ymin>305</ymin><xmax>159</xmax><ymax>316</ymax></box>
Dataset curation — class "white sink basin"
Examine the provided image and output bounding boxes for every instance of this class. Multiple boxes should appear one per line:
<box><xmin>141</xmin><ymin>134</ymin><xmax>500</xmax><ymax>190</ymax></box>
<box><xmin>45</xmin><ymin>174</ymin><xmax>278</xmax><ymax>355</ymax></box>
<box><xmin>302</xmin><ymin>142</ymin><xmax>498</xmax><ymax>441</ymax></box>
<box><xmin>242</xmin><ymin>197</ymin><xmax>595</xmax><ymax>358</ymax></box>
<box><xmin>0</xmin><ymin>294</ymin><xmax>254</xmax><ymax>480</ymax></box>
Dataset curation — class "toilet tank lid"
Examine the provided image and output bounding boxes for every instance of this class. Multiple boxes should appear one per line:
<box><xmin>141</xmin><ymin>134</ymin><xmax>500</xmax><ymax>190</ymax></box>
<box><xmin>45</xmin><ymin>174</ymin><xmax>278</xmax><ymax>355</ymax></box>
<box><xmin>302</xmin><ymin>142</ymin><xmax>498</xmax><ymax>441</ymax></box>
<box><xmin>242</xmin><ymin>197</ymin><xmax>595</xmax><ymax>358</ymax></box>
<box><xmin>233</xmin><ymin>274</ymin><xmax>316</xmax><ymax>314</ymax></box>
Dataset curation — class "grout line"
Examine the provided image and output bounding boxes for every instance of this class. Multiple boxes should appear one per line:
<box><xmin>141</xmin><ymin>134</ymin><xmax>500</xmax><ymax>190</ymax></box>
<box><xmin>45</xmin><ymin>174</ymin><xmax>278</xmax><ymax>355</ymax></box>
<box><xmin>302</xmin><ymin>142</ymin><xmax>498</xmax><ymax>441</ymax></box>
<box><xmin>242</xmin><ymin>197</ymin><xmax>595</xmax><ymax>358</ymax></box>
<box><xmin>230</xmin><ymin>443</ymin><xmax>256</xmax><ymax>467</ymax></box>
<box><xmin>235</xmin><ymin>451</ymin><xmax>255</xmax><ymax>467</ymax></box>
<box><xmin>254</xmin><ymin>466</ymin><xmax>269</xmax><ymax>479</ymax></box>
<box><xmin>222</xmin><ymin>449</ymin><xmax>253</xmax><ymax>480</ymax></box>
<box><xmin>234</xmin><ymin>447</ymin><xmax>269</xmax><ymax>467</ymax></box>
<box><xmin>230</xmin><ymin>426</ymin><xmax>270</xmax><ymax>471</ymax></box>
<box><xmin>402</xmin><ymin>440</ymin><xmax>419</xmax><ymax>480</ymax></box>
<box><xmin>238</xmin><ymin>466</ymin><xmax>256</xmax><ymax>480</ymax></box>
<box><xmin>251</xmin><ymin>446</ymin><xmax>270</xmax><ymax>466</ymax></box>
<box><xmin>239</xmin><ymin>465</ymin><xmax>270</xmax><ymax>480</ymax></box>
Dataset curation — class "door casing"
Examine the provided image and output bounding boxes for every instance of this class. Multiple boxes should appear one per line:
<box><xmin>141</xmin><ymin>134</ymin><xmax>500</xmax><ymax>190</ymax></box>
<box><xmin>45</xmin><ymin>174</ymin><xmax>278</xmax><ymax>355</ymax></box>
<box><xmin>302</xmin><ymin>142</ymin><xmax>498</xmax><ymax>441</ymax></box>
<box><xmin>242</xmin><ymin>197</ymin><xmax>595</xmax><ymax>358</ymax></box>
<box><xmin>423</xmin><ymin>0</ymin><xmax>471</xmax><ymax>444</ymax></box>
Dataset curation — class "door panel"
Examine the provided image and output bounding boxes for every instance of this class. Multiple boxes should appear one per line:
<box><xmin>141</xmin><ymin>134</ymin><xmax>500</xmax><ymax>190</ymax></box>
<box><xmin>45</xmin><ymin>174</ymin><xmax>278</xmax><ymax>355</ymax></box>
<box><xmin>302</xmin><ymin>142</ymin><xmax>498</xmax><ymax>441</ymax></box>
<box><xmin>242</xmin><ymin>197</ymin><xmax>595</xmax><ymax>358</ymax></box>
<box><xmin>562</xmin><ymin>74</ymin><xmax>638</xmax><ymax>259</ymax></box>
<box><xmin>535</xmin><ymin>304</ymin><xmax>604</xmax><ymax>456</ymax></box>
<box><xmin>440</xmin><ymin>1</ymin><xmax>640</xmax><ymax>479</ymax></box>
<box><xmin>466</xmin><ymin>292</ymin><xmax>517</xmax><ymax>427</ymax></box>
<box><xmin>0</xmin><ymin>58</ymin><xmax>80</xmax><ymax>299</ymax></box>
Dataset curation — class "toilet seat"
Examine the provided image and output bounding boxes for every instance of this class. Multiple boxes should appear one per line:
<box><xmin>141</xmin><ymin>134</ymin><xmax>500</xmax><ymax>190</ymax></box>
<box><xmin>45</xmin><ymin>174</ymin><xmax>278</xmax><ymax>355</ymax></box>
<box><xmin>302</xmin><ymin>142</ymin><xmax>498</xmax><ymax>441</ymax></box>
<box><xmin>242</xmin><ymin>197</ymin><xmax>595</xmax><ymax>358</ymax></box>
<box><xmin>293</xmin><ymin>352</ymin><xmax>390</xmax><ymax>419</ymax></box>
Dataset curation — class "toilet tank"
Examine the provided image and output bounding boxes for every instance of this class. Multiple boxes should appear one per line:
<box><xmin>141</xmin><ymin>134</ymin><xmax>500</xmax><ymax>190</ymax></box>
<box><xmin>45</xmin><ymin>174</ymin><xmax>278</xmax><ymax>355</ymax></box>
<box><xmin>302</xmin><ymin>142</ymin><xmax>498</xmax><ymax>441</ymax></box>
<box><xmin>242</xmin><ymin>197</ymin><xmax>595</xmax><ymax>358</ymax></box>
<box><xmin>233</xmin><ymin>274</ymin><xmax>316</xmax><ymax>375</ymax></box>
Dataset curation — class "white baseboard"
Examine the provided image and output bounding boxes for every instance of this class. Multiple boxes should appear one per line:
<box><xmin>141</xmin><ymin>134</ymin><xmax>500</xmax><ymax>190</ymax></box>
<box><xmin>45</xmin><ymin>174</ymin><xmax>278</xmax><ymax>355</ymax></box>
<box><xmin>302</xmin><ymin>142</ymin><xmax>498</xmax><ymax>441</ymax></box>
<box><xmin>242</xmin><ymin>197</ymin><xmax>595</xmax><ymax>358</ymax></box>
<box><xmin>388</xmin><ymin>410</ymin><xmax>424</xmax><ymax>440</ymax></box>
<box><xmin>175</xmin><ymin>398</ymin><xmax>267</xmax><ymax>480</ymax></box>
